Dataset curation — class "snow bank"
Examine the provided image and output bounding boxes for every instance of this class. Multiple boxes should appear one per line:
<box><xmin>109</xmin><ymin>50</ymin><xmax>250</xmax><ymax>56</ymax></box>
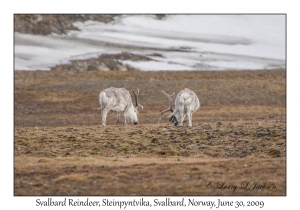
<box><xmin>14</xmin><ymin>15</ymin><xmax>285</xmax><ymax>71</ymax></box>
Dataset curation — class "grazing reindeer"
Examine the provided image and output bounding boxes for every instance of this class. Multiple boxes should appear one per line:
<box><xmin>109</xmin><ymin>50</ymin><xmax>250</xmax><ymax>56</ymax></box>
<box><xmin>99</xmin><ymin>87</ymin><xmax>143</xmax><ymax>126</ymax></box>
<box><xmin>161</xmin><ymin>88</ymin><xmax>200</xmax><ymax>127</ymax></box>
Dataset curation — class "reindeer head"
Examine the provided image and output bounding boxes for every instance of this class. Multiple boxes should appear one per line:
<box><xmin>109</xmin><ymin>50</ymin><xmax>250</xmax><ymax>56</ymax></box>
<box><xmin>127</xmin><ymin>89</ymin><xmax>143</xmax><ymax>125</ymax></box>
<box><xmin>160</xmin><ymin>90</ymin><xmax>178</xmax><ymax>126</ymax></box>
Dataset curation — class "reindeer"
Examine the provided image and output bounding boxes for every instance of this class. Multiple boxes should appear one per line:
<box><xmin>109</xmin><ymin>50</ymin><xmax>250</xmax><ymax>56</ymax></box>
<box><xmin>99</xmin><ymin>87</ymin><xmax>143</xmax><ymax>126</ymax></box>
<box><xmin>160</xmin><ymin>88</ymin><xmax>200</xmax><ymax>127</ymax></box>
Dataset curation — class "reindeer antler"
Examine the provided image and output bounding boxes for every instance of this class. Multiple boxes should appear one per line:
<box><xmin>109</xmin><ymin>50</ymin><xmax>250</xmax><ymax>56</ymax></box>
<box><xmin>132</xmin><ymin>89</ymin><xmax>143</xmax><ymax>110</ymax></box>
<box><xmin>160</xmin><ymin>90</ymin><xmax>175</xmax><ymax>115</ymax></box>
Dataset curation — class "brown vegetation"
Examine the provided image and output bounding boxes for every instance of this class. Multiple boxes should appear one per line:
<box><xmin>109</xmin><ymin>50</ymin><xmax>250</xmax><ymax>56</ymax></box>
<box><xmin>14</xmin><ymin>14</ymin><xmax>166</xmax><ymax>36</ymax></box>
<box><xmin>14</xmin><ymin>14</ymin><xmax>119</xmax><ymax>35</ymax></box>
<box><xmin>51</xmin><ymin>52</ymin><xmax>152</xmax><ymax>71</ymax></box>
<box><xmin>14</xmin><ymin>69</ymin><xmax>286</xmax><ymax>195</ymax></box>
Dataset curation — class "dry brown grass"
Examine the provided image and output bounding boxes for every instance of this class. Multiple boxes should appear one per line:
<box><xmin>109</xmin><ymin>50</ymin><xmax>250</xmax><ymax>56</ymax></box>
<box><xmin>14</xmin><ymin>69</ymin><xmax>285</xmax><ymax>127</ymax></box>
<box><xmin>14</xmin><ymin>69</ymin><xmax>286</xmax><ymax>196</ymax></box>
<box><xmin>14</xmin><ymin>121</ymin><xmax>285</xmax><ymax>159</ymax></box>
<box><xmin>14</xmin><ymin>156</ymin><xmax>285</xmax><ymax>196</ymax></box>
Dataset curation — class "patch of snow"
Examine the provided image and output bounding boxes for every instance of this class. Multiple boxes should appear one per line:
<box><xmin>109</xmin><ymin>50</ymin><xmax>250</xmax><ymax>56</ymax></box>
<box><xmin>14</xmin><ymin>15</ymin><xmax>285</xmax><ymax>71</ymax></box>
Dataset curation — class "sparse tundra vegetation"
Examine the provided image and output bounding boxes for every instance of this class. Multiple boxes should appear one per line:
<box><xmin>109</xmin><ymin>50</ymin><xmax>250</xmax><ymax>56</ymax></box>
<box><xmin>14</xmin><ymin>69</ymin><xmax>286</xmax><ymax>196</ymax></box>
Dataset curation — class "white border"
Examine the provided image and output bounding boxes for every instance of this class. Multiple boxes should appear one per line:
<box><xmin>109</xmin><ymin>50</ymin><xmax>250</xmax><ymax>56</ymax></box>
<box><xmin>3</xmin><ymin>0</ymin><xmax>297</xmax><ymax>209</ymax></box>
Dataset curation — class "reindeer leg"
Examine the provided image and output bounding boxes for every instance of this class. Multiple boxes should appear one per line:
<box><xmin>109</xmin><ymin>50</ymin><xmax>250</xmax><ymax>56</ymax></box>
<box><xmin>183</xmin><ymin>113</ymin><xmax>187</xmax><ymax>125</ymax></box>
<box><xmin>187</xmin><ymin>112</ymin><xmax>192</xmax><ymax>127</ymax></box>
<box><xmin>116</xmin><ymin>112</ymin><xmax>120</xmax><ymax>125</ymax></box>
<box><xmin>179</xmin><ymin>113</ymin><xmax>185</xmax><ymax>126</ymax></box>
<box><xmin>124</xmin><ymin>114</ymin><xmax>127</xmax><ymax>125</ymax></box>
<box><xmin>102</xmin><ymin>109</ymin><xmax>109</xmax><ymax>126</ymax></box>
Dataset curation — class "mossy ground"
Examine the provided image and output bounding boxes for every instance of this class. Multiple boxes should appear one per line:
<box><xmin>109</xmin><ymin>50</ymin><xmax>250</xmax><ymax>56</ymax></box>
<box><xmin>14</xmin><ymin>69</ymin><xmax>286</xmax><ymax>195</ymax></box>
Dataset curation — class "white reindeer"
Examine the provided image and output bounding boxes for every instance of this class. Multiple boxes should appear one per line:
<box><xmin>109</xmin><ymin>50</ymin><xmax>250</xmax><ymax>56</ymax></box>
<box><xmin>160</xmin><ymin>88</ymin><xmax>200</xmax><ymax>127</ymax></box>
<box><xmin>99</xmin><ymin>87</ymin><xmax>143</xmax><ymax>126</ymax></box>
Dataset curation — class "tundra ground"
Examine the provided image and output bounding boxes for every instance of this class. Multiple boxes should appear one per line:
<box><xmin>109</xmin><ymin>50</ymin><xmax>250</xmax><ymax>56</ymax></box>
<box><xmin>14</xmin><ymin>69</ymin><xmax>286</xmax><ymax>195</ymax></box>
